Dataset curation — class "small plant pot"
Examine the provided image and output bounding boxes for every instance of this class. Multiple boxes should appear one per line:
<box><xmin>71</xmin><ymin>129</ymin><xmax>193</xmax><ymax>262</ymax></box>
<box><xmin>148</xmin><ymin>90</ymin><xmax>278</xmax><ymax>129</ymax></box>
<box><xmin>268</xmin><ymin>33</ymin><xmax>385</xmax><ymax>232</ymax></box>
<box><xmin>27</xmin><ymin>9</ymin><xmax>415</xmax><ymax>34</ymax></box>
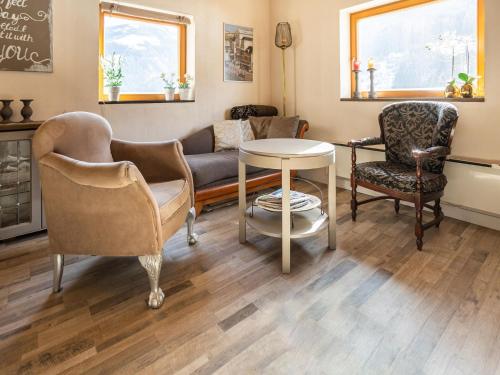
<box><xmin>444</xmin><ymin>83</ymin><xmax>459</xmax><ymax>99</ymax></box>
<box><xmin>109</xmin><ymin>86</ymin><xmax>121</xmax><ymax>102</ymax></box>
<box><xmin>164</xmin><ymin>88</ymin><xmax>176</xmax><ymax>101</ymax></box>
<box><xmin>178</xmin><ymin>88</ymin><xmax>193</xmax><ymax>101</ymax></box>
<box><xmin>460</xmin><ymin>83</ymin><xmax>474</xmax><ymax>98</ymax></box>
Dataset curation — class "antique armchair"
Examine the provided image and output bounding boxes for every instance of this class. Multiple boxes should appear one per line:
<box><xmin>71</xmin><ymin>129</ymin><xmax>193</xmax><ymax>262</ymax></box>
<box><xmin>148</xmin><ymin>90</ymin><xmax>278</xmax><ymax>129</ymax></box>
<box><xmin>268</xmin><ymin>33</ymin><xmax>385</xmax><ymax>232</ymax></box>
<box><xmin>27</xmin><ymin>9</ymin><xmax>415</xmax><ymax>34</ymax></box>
<box><xmin>33</xmin><ymin>112</ymin><xmax>197</xmax><ymax>309</ymax></box>
<box><xmin>348</xmin><ymin>102</ymin><xmax>459</xmax><ymax>250</ymax></box>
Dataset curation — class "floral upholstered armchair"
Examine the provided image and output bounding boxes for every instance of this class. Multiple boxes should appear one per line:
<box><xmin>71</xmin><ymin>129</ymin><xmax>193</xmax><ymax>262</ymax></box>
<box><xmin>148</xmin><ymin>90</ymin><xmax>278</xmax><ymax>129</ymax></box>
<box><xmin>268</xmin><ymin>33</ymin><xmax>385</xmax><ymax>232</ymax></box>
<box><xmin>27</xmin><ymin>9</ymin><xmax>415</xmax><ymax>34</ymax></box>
<box><xmin>348</xmin><ymin>101</ymin><xmax>459</xmax><ymax>250</ymax></box>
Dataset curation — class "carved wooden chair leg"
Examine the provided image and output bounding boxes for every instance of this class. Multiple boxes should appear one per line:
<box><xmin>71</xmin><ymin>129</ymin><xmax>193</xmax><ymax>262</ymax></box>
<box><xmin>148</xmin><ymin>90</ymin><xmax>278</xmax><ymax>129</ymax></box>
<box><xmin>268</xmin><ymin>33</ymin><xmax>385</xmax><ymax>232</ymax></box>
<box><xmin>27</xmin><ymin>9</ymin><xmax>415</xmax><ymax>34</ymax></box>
<box><xmin>350</xmin><ymin>146</ymin><xmax>358</xmax><ymax>221</ymax></box>
<box><xmin>415</xmin><ymin>198</ymin><xmax>424</xmax><ymax>251</ymax></box>
<box><xmin>186</xmin><ymin>207</ymin><xmax>198</xmax><ymax>245</ymax></box>
<box><xmin>139</xmin><ymin>254</ymin><xmax>165</xmax><ymax>309</ymax></box>
<box><xmin>52</xmin><ymin>254</ymin><xmax>64</xmax><ymax>293</ymax></box>
<box><xmin>394</xmin><ymin>199</ymin><xmax>401</xmax><ymax>214</ymax></box>
<box><xmin>434</xmin><ymin>199</ymin><xmax>443</xmax><ymax>228</ymax></box>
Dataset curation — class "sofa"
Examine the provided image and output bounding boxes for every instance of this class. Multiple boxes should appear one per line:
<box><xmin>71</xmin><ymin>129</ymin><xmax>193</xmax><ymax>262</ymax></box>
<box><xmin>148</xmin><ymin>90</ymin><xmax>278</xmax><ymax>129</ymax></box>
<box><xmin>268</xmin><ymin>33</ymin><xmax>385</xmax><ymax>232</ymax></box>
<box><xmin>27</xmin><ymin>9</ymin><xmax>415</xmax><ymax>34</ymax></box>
<box><xmin>181</xmin><ymin>105</ymin><xmax>310</xmax><ymax>215</ymax></box>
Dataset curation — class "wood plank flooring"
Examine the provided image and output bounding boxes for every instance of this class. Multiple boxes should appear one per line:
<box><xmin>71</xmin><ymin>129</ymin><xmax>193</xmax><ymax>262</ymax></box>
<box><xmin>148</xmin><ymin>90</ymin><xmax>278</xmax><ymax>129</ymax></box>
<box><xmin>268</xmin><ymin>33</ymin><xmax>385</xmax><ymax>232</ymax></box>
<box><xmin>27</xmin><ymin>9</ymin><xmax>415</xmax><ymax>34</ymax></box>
<box><xmin>1</xmin><ymin>185</ymin><xmax>500</xmax><ymax>374</ymax></box>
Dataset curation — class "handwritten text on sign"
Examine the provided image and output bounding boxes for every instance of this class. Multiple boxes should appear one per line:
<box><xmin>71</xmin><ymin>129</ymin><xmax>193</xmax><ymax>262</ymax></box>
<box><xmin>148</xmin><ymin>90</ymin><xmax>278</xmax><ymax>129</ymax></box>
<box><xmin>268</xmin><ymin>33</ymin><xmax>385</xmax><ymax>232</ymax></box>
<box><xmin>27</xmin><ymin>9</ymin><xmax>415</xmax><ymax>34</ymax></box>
<box><xmin>0</xmin><ymin>0</ymin><xmax>52</xmax><ymax>72</ymax></box>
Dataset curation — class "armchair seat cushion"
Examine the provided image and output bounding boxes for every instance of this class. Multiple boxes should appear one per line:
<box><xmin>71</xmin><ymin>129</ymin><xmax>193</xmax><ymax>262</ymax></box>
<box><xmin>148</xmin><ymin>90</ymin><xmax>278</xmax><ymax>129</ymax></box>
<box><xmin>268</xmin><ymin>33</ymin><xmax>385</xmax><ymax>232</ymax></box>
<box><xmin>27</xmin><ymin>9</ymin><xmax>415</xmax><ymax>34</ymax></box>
<box><xmin>355</xmin><ymin>161</ymin><xmax>447</xmax><ymax>193</ymax></box>
<box><xmin>149</xmin><ymin>180</ymin><xmax>190</xmax><ymax>223</ymax></box>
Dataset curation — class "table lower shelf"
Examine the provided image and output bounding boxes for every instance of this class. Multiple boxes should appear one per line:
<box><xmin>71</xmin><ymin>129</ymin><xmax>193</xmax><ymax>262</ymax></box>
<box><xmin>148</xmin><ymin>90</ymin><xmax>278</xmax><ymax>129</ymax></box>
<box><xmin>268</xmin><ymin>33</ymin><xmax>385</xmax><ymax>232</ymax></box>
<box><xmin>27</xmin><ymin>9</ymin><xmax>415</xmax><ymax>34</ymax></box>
<box><xmin>246</xmin><ymin>207</ymin><xmax>328</xmax><ymax>239</ymax></box>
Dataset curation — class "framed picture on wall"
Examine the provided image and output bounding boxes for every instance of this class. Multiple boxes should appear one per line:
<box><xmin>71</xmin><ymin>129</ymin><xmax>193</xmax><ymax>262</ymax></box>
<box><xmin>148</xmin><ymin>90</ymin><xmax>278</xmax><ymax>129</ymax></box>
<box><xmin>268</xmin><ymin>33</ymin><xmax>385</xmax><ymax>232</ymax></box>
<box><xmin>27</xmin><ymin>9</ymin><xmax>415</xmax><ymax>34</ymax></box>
<box><xmin>223</xmin><ymin>23</ymin><xmax>253</xmax><ymax>82</ymax></box>
<box><xmin>0</xmin><ymin>0</ymin><xmax>53</xmax><ymax>72</ymax></box>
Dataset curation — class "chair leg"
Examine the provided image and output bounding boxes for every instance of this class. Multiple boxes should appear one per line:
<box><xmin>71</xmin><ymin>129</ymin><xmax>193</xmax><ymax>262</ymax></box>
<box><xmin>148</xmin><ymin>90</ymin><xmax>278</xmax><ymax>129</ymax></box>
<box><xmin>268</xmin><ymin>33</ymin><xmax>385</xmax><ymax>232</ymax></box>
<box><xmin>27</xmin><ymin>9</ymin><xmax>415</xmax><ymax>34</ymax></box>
<box><xmin>394</xmin><ymin>199</ymin><xmax>400</xmax><ymax>214</ymax></box>
<box><xmin>415</xmin><ymin>198</ymin><xmax>424</xmax><ymax>251</ymax></box>
<box><xmin>351</xmin><ymin>180</ymin><xmax>358</xmax><ymax>221</ymax></box>
<box><xmin>186</xmin><ymin>207</ymin><xmax>198</xmax><ymax>245</ymax></box>
<box><xmin>434</xmin><ymin>199</ymin><xmax>443</xmax><ymax>228</ymax></box>
<box><xmin>52</xmin><ymin>254</ymin><xmax>64</xmax><ymax>293</ymax></box>
<box><xmin>139</xmin><ymin>254</ymin><xmax>165</xmax><ymax>309</ymax></box>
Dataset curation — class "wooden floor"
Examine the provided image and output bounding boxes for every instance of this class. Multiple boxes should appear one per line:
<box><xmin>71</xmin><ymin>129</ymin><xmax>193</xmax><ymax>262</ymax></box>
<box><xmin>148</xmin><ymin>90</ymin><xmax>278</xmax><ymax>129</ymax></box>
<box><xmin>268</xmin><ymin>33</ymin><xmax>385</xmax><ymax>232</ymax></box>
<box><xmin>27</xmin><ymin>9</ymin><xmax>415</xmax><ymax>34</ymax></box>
<box><xmin>1</xmin><ymin>185</ymin><xmax>500</xmax><ymax>375</ymax></box>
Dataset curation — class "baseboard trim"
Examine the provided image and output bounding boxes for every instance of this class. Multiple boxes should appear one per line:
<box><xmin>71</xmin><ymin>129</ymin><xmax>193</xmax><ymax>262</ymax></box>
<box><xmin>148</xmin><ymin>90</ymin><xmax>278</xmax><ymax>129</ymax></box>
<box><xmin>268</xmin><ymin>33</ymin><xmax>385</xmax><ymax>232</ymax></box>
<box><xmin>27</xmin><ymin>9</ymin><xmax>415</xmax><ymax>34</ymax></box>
<box><xmin>334</xmin><ymin>176</ymin><xmax>500</xmax><ymax>231</ymax></box>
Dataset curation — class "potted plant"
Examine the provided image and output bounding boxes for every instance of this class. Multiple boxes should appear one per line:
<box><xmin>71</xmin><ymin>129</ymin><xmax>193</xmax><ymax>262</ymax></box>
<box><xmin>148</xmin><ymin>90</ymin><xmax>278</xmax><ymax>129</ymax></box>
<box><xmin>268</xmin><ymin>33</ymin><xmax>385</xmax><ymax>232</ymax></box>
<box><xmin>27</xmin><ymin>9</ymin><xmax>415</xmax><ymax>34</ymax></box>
<box><xmin>444</xmin><ymin>79</ymin><xmax>460</xmax><ymax>98</ymax></box>
<box><xmin>458</xmin><ymin>72</ymin><xmax>476</xmax><ymax>98</ymax></box>
<box><xmin>178</xmin><ymin>74</ymin><xmax>194</xmax><ymax>101</ymax></box>
<box><xmin>101</xmin><ymin>52</ymin><xmax>124</xmax><ymax>101</ymax></box>
<box><xmin>161</xmin><ymin>72</ymin><xmax>177</xmax><ymax>101</ymax></box>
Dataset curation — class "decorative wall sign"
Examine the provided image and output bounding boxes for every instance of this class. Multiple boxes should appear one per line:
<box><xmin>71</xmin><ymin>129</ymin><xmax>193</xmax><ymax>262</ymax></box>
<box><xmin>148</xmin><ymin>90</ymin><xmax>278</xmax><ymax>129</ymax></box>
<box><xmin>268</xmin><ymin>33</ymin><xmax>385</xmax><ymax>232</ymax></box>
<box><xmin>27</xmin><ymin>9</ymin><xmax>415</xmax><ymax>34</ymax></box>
<box><xmin>0</xmin><ymin>0</ymin><xmax>53</xmax><ymax>72</ymax></box>
<box><xmin>224</xmin><ymin>23</ymin><xmax>253</xmax><ymax>82</ymax></box>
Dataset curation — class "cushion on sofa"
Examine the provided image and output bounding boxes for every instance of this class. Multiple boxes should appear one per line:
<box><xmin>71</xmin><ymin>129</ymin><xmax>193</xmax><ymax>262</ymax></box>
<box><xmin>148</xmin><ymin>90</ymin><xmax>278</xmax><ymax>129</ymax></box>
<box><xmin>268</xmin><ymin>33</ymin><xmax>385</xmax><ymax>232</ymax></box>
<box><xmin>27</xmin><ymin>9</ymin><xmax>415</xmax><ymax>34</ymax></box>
<box><xmin>267</xmin><ymin>116</ymin><xmax>300</xmax><ymax>139</ymax></box>
<box><xmin>214</xmin><ymin>119</ymin><xmax>255</xmax><ymax>152</ymax></box>
<box><xmin>181</xmin><ymin>126</ymin><xmax>214</xmax><ymax>155</ymax></box>
<box><xmin>185</xmin><ymin>150</ymin><xmax>267</xmax><ymax>189</ymax></box>
<box><xmin>248</xmin><ymin>116</ymin><xmax>273</xmax><ymax>139</ymax></box>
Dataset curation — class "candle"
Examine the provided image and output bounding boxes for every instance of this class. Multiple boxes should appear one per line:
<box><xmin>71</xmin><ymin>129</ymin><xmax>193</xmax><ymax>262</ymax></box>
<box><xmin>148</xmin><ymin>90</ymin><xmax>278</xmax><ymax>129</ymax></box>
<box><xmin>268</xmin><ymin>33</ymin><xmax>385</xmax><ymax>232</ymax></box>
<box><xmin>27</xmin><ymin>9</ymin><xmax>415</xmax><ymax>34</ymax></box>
<box><xmin>367</xmin><ymin>58</ymin><xmax>375</xmax><ymax>70</ymax></box>
<box><xmin>352</xmin><ymin>59</ymin><xmax>361</xmax><ymax>71</ymax></box>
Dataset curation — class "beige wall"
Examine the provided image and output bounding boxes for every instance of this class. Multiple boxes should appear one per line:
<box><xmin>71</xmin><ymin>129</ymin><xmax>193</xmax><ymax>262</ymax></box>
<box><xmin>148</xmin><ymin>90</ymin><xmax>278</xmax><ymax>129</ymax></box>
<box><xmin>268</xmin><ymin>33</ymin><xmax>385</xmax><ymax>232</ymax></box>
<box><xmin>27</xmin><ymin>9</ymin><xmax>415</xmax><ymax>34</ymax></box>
<box><xmin>0</xmin><ymin>0</ymin><xmax>272</xmax><ymax>141</ymax></box>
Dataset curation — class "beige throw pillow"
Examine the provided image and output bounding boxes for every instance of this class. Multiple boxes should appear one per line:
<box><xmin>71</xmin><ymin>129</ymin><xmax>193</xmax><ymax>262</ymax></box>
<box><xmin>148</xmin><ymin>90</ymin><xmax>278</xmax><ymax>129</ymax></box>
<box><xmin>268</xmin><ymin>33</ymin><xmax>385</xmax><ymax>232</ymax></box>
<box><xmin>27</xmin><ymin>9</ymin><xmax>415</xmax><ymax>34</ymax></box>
<box><xmin>213</xmin><ymin>119</ymin><xmax>255</xmax><ymax>152</ymax></box>
<box><xmin>267</xmin><ymin>116</ymin><xmax>300</xmax><ymax>139</ymax></box>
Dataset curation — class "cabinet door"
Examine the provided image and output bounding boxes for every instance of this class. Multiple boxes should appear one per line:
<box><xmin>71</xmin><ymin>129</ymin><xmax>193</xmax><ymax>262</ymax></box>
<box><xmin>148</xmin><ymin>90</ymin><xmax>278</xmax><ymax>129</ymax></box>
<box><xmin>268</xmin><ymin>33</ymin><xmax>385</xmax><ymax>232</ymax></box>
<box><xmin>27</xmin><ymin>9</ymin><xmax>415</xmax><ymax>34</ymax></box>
<box><xmin>0</xmin><ymin>131</ymin><xmax>42</xmax><ymax>240</ymax></box>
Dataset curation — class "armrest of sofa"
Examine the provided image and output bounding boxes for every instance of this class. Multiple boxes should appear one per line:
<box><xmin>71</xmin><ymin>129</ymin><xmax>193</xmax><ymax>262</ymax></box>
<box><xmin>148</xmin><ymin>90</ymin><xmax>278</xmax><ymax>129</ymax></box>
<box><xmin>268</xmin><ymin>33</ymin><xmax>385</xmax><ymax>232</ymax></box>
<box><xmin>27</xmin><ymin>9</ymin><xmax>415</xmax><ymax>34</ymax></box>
<box><xmin>296</xmin><ymin>120</ymin><xmax>310</xmax><ymax>139</ymax></box>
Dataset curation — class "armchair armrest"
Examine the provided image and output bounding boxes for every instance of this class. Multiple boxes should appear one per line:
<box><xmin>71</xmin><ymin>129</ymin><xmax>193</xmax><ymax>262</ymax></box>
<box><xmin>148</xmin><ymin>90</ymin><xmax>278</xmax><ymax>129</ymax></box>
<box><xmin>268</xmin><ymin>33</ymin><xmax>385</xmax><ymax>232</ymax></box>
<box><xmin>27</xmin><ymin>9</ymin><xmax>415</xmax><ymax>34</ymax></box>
<box><xmin>348</xmin><ymin>137</ymin><xmax>384</xmax><ymax>147</ymax></box>
<box><xmin>111</xmin><ymin>139</ymin><xmax>194</xmax><ymax>204</ymax></box>
<box><xmin>38</xmin><ymin>153</ymin><xmax>163</xmax><ymax>256</ymax></box>
<box><xmin>412</xmin><ymin>146</ymin><xmax>450</xmax><ymax>160</ymax></box>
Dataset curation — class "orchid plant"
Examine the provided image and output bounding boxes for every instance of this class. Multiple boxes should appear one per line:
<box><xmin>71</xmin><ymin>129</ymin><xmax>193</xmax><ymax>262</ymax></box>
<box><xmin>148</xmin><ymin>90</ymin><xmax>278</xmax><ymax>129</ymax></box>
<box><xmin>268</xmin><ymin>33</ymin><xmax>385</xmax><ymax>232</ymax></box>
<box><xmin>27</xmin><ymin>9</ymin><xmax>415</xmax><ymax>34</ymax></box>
<box><xmin>160</xmin><ymin>72</ymin><xmax>177</xmax><ymax>90</ymax></box>
<box><xmin>101</xmin><ymin>52</ymin><xmax>124</xmax><ymax>87</ymax></box>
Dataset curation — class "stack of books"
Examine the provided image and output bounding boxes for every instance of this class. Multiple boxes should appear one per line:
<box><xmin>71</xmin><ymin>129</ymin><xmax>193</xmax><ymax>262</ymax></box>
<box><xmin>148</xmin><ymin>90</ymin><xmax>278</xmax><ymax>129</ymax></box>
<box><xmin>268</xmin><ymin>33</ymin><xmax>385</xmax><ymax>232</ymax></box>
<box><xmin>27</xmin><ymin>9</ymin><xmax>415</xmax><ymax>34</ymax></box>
<box><xmin>256</xmin><ymin>189</ymin><xmax>313</xmax><ymax>211</ymax></box>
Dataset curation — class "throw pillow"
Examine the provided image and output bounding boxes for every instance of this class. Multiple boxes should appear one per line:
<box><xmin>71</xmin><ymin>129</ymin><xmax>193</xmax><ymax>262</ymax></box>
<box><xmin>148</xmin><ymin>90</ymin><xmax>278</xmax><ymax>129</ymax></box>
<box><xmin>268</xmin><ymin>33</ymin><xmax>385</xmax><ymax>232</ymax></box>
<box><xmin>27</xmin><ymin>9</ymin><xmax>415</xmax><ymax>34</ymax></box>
<box><xmin>248</xmin><ymin>116</ymin><xmax>273</xmax><ymax>139</ymax></box>
<box><xmin>213</xmin><ymin>119</ymin><xmax>255</xmax><ymax>152</ymax></box>
<box><xmin>267</xmin><ymin>116</ymin><xmax>300</xmax><ymax>139</ymax></box>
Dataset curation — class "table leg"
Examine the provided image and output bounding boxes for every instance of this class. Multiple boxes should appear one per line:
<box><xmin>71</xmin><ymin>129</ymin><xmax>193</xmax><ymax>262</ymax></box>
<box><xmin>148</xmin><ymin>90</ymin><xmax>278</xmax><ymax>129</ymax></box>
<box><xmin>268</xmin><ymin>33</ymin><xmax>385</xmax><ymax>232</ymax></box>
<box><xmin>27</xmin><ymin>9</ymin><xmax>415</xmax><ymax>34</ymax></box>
<box><xmin>282</xmin><ymin>160</ymin><xmax>291</xmax><ymax>273</ymax></box>
<box><xmin>239</xmin><ymin>159</ymin><xmax>246</xmax><ymax>244</ymax></box>
<box><xmin>328</xmin><ymin>162</ymin><xmax>337</xmax><ymax>250</ymax></box>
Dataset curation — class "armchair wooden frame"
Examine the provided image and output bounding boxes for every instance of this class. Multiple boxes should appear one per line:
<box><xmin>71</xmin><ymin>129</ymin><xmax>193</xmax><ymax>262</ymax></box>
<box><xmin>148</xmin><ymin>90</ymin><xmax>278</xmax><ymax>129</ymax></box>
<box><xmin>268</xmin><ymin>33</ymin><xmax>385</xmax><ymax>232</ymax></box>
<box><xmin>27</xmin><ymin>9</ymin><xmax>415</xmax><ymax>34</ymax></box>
<box><xmin>349</xmin><ymin>114</ymin><xmax>458</xmax><ymax>250</ymax></box>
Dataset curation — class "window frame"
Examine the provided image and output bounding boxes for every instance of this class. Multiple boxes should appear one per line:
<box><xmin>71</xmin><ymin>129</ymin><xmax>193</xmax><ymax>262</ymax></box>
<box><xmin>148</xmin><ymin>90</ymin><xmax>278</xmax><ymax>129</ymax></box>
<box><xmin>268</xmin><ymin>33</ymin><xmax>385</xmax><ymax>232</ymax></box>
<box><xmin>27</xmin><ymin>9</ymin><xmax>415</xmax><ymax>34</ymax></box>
<box><xmin>350</xmin><ymin>0</ymin><xmax>485</xmax><ymax>98</ymax></box>
<box><xmin>98</xmin><ymin>8</ymin><xmax>187</xmax><ymax>102</ymax></box>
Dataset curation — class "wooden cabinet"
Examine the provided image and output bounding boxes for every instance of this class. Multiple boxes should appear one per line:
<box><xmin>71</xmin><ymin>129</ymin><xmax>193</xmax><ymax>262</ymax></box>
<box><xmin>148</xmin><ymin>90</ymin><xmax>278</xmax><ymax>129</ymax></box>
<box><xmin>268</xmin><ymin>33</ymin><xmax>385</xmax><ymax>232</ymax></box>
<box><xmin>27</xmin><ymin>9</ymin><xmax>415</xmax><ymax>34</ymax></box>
<box><xmin>0</xmin><ymin>123</ymin><xmax>45</xmax><ymax>240</ymax></box>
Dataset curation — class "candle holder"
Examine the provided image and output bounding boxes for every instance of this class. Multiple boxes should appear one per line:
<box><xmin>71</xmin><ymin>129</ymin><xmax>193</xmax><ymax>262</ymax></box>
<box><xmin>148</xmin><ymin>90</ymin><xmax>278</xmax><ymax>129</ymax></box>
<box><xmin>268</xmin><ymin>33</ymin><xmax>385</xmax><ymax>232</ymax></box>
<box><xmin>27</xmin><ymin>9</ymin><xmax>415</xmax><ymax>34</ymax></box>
<box><xmin>352</xmin><ymin>70</ymin><xmax>362</xmax><ymax>99</ymax></box>
<box><xmin>0</xmin><ymin>100</ymin><xmax>14</xmax><ymax>123</ymax></box>
<box><xmin>20</xmin><ymin>99</ymin><xmax>34</xmax><ymax>123</ymax></box>
<box><xmin>368</xmin><ymin>68</ymin><xmax>377</xmax><ymax>99</ymax></box>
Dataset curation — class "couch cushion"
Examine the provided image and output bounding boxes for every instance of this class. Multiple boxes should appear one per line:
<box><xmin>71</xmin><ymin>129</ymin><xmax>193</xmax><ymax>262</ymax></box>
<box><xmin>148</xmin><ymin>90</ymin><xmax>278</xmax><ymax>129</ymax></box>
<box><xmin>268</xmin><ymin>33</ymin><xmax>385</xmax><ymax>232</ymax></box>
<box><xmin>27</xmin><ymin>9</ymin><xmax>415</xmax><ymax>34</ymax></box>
<box><xmin>267</xmin><ymin>116</ymin><xmax>300</xmax><ymax>139</ymax></box>
<box><xmin>355</xmin><ymin>161</ymin><xmax>447</xmax><ymax>193</ymax></box>
<box><xmin>248</xmin><ymin>116</ymin><xmax>273</xmax><ymax>139</ymax></box>
<box><xmin>185</xmin><ymin>150</ymin><xmax>265</xmax><ymax>189</ymax></box>
<box><xmin>149</xmin><ymin>180</ymin><xmax>190</xmax><ymax>223</ymax></box>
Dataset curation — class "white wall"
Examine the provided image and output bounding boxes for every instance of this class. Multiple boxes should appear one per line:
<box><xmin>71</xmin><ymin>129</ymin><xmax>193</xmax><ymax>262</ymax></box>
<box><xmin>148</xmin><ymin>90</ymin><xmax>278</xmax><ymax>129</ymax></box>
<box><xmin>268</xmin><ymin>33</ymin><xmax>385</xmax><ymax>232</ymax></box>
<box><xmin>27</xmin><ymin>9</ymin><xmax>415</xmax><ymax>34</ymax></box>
<box><xmin>0</xmin><ymin>0</ymin><xmax>272</xmax><ymax>141</ymax></box>
<box><xmin>270</xmin><ymin>0</ymin><xmax>500</xmax><ymax>227</ymax></box>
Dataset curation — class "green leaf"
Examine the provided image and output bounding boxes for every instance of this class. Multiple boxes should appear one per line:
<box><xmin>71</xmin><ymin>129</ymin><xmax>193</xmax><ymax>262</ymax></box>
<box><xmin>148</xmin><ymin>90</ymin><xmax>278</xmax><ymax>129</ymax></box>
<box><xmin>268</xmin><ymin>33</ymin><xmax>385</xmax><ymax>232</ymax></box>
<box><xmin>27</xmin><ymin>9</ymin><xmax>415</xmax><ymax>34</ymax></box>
<box><xmin>458</xmin><ymin>73</ymin><xmax>469</xmax><ymax>82</ymax></box>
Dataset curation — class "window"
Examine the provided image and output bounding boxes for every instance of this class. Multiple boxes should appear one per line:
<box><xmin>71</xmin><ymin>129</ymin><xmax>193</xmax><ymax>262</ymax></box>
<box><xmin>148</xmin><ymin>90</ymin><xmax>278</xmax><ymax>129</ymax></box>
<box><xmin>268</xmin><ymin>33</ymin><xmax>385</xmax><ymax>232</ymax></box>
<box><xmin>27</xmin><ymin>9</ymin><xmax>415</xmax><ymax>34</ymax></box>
<box><xmin>99</xmin><ymin>4</ymin><xmax>188</xmax><ymax>102</ymax></box>
<box><xmin>350</xmin><ymin>0</ymin><xmax>484</xmax><ymax>98</ymax></box>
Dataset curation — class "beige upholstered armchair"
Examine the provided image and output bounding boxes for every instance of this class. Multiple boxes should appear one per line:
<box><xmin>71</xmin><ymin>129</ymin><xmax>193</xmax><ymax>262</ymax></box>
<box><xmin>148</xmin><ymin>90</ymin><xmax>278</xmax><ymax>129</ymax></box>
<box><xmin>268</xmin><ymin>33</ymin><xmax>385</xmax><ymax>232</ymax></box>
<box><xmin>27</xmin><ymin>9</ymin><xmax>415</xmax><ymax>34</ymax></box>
<box><xmin>33</xmin><ymin>112</ymin><xmax>197</xmax><ymax>309</ymax></box>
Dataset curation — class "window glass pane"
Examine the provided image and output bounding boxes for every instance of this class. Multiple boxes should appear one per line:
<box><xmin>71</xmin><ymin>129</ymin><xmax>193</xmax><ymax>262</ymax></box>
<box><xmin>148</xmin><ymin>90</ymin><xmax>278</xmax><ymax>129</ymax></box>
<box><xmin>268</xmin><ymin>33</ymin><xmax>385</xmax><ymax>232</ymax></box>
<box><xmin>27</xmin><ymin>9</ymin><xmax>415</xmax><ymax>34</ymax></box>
<box><xmin>104</xmin><ymin>15</ymin><xmax>179</xmax><ymax>93</ymax></box>
<box><xmin>357</xmin><ymin>0</ymin><xmax>477</xmax><ymax>91</ymax></box>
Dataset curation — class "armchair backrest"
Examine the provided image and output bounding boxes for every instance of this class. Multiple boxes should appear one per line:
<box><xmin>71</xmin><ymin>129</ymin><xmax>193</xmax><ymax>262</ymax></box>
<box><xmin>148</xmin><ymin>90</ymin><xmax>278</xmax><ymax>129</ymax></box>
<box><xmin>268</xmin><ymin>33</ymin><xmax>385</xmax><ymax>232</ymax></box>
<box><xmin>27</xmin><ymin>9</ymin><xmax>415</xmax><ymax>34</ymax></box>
<box><xmin>379</xmin><ymin>101</ymin><xmax>458</xmax><ymax>174</ymax></box>
<box><xmin>33</xmin><ymin>112</ymin><xmax>114</xmax><ymax>163</ymax></box>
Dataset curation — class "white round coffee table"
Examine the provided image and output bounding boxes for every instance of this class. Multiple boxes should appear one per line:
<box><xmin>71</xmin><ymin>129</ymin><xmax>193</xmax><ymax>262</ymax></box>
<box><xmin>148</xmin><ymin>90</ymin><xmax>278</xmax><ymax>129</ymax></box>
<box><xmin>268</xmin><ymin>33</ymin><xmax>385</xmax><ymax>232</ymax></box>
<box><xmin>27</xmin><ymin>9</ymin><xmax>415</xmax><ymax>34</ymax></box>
<box><xmin>239</xmin><ymin>139</ymin><xmax>336</xmax><ymax>273</ymax></box>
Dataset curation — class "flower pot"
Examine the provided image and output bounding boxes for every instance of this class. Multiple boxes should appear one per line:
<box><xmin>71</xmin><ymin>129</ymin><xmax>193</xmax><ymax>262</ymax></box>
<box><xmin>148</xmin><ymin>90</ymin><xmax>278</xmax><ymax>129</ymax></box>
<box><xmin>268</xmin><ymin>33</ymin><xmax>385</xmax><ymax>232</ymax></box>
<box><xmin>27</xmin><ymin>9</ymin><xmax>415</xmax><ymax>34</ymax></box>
<box><xmin>444</xmin><ymin>83</ymin><xmax>459</xmax><ymax>99</ymax></box>
<box><xmin>460</xmin><ymin>83</ymin><xmax>474</xmax><ymax>98</ymax></box>
<box><xmin>164</xmin><ymin>88</ymin><xmax>176</xmax><ymax>101</ymax></box>
<box><xmin>109</xmin><ymin>86</ymin><xmax>121</xmax><ymax>102</ymax></box>
<box><xmin>178</xmin><ymin>88</ymin><xmax>193</xmax><ymax>101</ymax></box>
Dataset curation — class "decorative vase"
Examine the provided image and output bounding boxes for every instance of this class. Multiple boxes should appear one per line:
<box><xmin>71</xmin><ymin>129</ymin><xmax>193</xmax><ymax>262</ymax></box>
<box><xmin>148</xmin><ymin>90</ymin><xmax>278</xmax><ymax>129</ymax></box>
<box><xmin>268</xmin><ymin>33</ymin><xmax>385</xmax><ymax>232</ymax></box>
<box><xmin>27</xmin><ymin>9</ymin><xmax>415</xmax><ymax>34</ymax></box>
<box><xmin>368</xmin><ymin>68</ymin><xmax>377</xmax><ymax>99</ymax></box>
<box><xmin>0</xmin><ymin>100</ymin><xmax>14</xmax><ymax>123</ymax></box>
<box><xmin>460</xmin><ymin>83</ymin><xmax>474</xmax><ymax>98</ymax></box>
<box><xmin>109</xmin><ymin>86</ymin><xmax>121</xmax><ymax>101</ymax></box>
<box><xmin>164</xmin><ymin>88</ymin><xmax>175</xmax><ymax>101</ymax></box>
<box><xmin>178</xmin><ymin>88</ymin><xmax>193</xmax><ymax>101</ymax></box>
<box><xmin>20</xmin><ymin>99</ymin><xmax>34</xmax><ymax>122</ymax></box>
<box><xmin>444</xmin><ymin>83</ymin><xmax>459</xmax><ymax>98</ymax></box>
